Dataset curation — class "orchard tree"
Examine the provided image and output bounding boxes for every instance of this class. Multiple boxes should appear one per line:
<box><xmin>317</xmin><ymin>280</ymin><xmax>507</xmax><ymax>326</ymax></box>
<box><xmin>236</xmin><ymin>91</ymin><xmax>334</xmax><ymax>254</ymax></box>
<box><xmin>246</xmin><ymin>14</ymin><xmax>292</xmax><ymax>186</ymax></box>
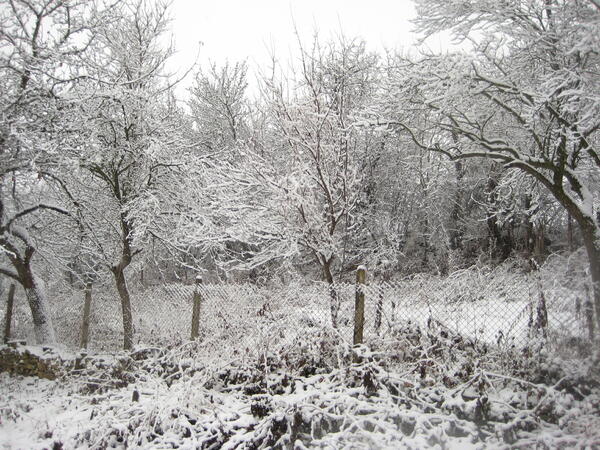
<box><xmin>231</xmin><ymin>36</ymin><xmax>381</xmax><ymax>325</ymax></box>
<box><xmin>377</xmin><ymin>0</ymin><xmax>600</xmax><ymax>326</ymax></box>
<box><xmin>71</xmin><ymin>0</ymin><xmax>192</xmax><ymax>349</ymax></box>
<box><xmin>0</xmin><ymin>0</ymin><xmax>110</xmax><ymax>344</ymax></box>
<box><xmin>181</xmin><ymin>36</ymin><xmax>380</xmax><ymax>324</ymax></box>
<box><xmin>189</xmin><ymin>61</ymin><xmax>249</xmax><ymax>154</ymax></box>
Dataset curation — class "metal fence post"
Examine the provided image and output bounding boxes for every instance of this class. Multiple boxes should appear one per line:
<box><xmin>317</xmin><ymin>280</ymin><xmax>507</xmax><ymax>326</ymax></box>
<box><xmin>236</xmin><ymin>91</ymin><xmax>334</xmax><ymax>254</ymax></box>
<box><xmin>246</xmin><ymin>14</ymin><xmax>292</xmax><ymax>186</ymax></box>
<box><xmin>80</xmin><ymin>282</ymin><xmax>92</xmax><ymax>349</ymax></box>
<box><xmin>191</xmin><ymin>276</ymin><xmax>202</xmax><ymax>340</ymax></box>
<box><xmin>353</xmin><ymin>266</ymin><xmax>367</xmax><ymax>346</ymax></box>
<box><xmin>3</xmin><ymin>284</ymin><xmax>16</xmax><ymax>344</ymax></box>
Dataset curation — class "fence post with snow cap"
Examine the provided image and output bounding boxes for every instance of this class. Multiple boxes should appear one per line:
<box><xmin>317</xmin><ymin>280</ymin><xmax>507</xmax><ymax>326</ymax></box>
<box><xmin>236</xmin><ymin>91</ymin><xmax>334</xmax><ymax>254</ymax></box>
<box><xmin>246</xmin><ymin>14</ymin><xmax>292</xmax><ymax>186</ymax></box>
<box><xmin>353</xmin><ymin>265</ymin><xmax>367</xmax><ymax>347</ymax></box>
<box><xmin>191</xmin><ymin>276</ymin><xmax>203</xmax><ymax>340</ymax></box>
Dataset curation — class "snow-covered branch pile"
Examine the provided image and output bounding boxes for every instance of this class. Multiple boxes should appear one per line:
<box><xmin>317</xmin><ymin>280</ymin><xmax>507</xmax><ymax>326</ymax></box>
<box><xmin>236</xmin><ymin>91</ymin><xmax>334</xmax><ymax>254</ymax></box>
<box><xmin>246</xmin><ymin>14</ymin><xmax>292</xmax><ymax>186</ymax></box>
<box><xmin>1</xmin><ymin>322</ymin><xmax>598</xmax><ymax>448</ymax></box>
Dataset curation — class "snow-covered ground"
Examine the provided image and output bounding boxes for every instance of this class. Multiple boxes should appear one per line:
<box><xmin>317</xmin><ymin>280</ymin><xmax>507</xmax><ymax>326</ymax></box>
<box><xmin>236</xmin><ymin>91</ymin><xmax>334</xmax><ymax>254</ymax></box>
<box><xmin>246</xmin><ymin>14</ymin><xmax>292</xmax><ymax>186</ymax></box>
<box><xmin>1</xmin><ymin>323</ymin><xmax>599</xmax><ymax>449</ymax></box>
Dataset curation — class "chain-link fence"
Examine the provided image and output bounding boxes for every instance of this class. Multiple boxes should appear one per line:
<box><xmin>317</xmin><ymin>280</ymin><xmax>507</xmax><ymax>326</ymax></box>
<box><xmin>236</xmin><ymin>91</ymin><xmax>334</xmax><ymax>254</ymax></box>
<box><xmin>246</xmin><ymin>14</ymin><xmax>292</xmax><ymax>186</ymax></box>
<box><xmin>2</xmin><ymin>260</ymin><xmax>594</xmax><ymax>355</ymax></box>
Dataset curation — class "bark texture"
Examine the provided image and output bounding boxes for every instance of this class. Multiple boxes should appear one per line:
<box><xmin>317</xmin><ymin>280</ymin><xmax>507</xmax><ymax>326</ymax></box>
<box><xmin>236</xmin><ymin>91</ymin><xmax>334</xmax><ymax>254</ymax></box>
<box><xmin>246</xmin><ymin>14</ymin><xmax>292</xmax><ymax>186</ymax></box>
<box><xmin>112</xmin><ymin>265</ymin><xmax>133</xmax><ymax>350</ymax></box>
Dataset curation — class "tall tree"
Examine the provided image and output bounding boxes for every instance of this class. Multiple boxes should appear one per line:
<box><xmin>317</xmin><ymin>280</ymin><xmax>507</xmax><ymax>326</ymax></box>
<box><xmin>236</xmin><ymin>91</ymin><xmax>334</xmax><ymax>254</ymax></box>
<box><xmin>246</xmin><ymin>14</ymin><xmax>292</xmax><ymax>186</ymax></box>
<box><xmin>0</xmin><ymin>0</ymin><xmax>109</xmax><ymax>344</ymax></box>
<box><xmin>200</xmin><ymin>36</ymin><xmax>381</xmax><ymax>324</ymax></box>
<box><xmin>72</xmin><ymin>0</ymin><xmax>190</xmax><ymax>349</ymax></box>
<box><xmin>379</xmin><ymin>0</ymin><xmax>600</xmax><ymax>325</ymax></box>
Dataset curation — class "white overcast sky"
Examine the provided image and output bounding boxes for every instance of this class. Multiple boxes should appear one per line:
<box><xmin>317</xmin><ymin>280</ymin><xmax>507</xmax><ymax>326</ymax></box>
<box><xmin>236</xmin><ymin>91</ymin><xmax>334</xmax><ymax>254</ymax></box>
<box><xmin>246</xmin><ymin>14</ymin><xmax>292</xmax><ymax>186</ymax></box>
<box><xmin>167</xmin><ymin>0</ymin><xmax>444</xmax><ymax>93</ymax></box>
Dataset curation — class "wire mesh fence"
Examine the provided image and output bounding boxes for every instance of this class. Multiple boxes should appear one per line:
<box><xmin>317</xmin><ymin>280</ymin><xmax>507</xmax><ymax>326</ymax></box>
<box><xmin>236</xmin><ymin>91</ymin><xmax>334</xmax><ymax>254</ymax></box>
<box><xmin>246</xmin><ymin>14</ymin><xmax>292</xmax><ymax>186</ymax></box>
<box><xmin>2</xmin><ymin>261</ymin><xmax>594</xmax><ymax>356</ymax></box>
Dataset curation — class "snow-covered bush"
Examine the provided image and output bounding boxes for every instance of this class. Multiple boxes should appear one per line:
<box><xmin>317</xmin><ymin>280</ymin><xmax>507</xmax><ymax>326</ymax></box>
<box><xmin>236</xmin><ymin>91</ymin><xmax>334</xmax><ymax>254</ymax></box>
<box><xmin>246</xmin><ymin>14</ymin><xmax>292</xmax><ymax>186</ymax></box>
<box><xmin>2</xmin><ymin>323</ymin><xmax>598</xmax><ymax>448</ymax></box>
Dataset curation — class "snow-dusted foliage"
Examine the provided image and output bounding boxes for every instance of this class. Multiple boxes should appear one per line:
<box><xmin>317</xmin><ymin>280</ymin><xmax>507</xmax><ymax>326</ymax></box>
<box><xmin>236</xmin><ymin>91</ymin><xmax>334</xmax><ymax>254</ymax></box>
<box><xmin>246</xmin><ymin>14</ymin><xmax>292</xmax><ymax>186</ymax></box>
<box><xmin>0</xmin><ymin>0</ymin><xmax>110</xmax><ymax>344</ymax></box>
<box><xmin>1</xmin><ymin>1</ymin><xmax>599</xmax><ymax>446</ymax></box>
<box><xmin>189</xmin><ymin>61</ymin><xmax>250</xmax><ymax>155</ymax></box>
<box><xmin>189</xmin><ymin>36</ymin><xmax>381</xmax><ymax>282</ymax></box>
<box><xmin>1</xmin><ymin>326</ymin><xmax>598</xmax><ymax>448</ymax></box>
<box><xmin>376</xmin><ymin>0</ymin><xmax>600</xmax><ymax>327</ymax></box>
<box><xmin>62</xmin><ymin>0</ymin><xmax>198</xmax><ymax>350</ymax></box>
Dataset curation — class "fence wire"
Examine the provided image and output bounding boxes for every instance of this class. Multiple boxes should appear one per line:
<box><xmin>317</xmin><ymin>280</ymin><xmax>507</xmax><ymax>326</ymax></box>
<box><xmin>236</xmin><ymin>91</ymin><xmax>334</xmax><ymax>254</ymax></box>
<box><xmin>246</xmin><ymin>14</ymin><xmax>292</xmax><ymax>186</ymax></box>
<box><xmin>2</xmin><ymin>264</ymin><xmax>594</xmax><ymax>355</ymax></box>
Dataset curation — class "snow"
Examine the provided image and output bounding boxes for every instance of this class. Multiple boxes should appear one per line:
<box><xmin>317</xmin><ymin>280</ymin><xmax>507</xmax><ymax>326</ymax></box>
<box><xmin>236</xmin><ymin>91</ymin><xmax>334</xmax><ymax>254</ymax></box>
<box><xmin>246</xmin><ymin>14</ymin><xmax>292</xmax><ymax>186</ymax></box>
<box><xmin>0</xmin><ymin>375</ymin><xmax>89</xmax><ymax>449</ymax></box>
<box><xmin>1</xmin><ymin>321</ymin><xmax>599</xmax><ymax>449</ymax></box>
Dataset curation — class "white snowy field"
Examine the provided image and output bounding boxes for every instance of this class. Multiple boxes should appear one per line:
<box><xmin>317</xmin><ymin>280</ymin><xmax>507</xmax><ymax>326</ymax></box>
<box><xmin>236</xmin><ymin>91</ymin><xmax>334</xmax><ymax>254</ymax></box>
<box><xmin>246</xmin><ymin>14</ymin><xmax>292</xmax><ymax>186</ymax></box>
<box><xmin>1</xmin><ymin>322</ymin><xmax>599</xmax><ymax>449</ymax></box>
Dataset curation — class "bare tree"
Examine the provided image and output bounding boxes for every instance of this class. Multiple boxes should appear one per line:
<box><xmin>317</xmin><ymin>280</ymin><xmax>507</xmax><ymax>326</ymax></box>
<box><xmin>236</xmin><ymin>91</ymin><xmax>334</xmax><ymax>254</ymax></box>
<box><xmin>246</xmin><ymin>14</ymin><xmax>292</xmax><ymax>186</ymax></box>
<box><xmin>379</xmin><ymin>0</ymin><xmax>600</xmax><ymax>325</ymax></box>
<box><xmin>189</xmin><ymin>61</ymin><xmax>249</xmax><ymax>153</ymax></box>
<box><xmin>195</xmin><ymin>35</ymin><xmax>381</xmax><ymax>324</ymax></box>
<box><xmin>0</xmin><ymin>0</ymin><xmax>110</xmax><ymax>344</ymax></box>
<box><xmin>70</xmin><ymin>0</ymin><xmax>191</xmax><ymax>349</ymax></box>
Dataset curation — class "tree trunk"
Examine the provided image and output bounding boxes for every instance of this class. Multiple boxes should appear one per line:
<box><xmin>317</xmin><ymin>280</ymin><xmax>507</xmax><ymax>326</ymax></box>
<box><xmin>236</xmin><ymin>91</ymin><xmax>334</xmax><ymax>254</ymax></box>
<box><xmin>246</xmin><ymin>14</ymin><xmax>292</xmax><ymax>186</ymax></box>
<box><xmin>3</xmin><ymin>284</ymin><xmax>15</xmax><ymax>344</ymax></box>
<box><xmin>23</xmin><ymin>272</ymin><xmax>56</xmax><ymax>345</ymax></box>
<box><xmin>80</xmin><ymin>283</ymin><xmax>92</xmax><ymax>349</ymax></box>
<box><xmin>581</xmin><ymin>226</ymin><xmax>600</xmax><ymax>331</ymax></box>
<box><xmin>485</xmin><ymin>166</ymin><xmax>513</xmax><ymax>260</ymax></box>
<box><xmin>374</xmin><ymin>285</ymin><xmax>383</xmax><ymax>334</ymax></box>
<box><xmin>353</xmin><ymin>266</ymin><xmax>367</xmax><ymax>347</ymax></box>
<box><xmin>567</xmin><ymin>213</ymin><xmax>574</xmax><ymax>252</ymax></box>
<box><xmin>112</xmin><ymin>265</ymin><xmax>134</xmax><ymax>350</ymax></box>
<box><xmin>584</xmin><ymin>283</ymin><xmax>595</xmax><ymax>341</ymax></box>
<box><xmin>5</xmin><ymin>242</ymin><xmax>57</xmax><ymax>345</ymax></box>
<box><xmin>533</xmin><ymin>224</ymin><xmax>546</xmax><ymax>264</ymax></box>
<box><xmin>523</xmin><ymin>195</ymin><xmax>535</xmax><ymax>257</ymax></box>
<box><xmin>190</xmin><ymin>276</ymin><xmax>202</xmax><ymax>340</ymax></box>
<box><xmin>322</xmin><ymin>259</ymin><xmax>339</xmax><ymax>328</ymax></box>
<box><xmin>448</xmin><ymin>160</ymin><xmax>465</xmax><ymax>251</ymax></box>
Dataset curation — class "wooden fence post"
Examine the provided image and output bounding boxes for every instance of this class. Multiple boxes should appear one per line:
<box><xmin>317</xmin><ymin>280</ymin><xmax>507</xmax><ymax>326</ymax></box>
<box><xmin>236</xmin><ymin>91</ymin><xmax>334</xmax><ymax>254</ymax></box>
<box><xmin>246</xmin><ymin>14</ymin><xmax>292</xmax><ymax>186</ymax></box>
<box><xmin>353</xmin><ymin>266</ymin><xmax>367</xmax><ymax>347</ymax></box>
<box><xmin>191</xmin><ymin>276</ymin><xmax>202</xmax><ymax>340</ymax></box>
<box><xmin>3</xmin><ymin>284</ymin><xmax>16</xmax><ymax>344</ymax></box>
<box><xmin>80</xmin><ymin>282</ymin><xmax>92</xmax><ymax>349</ymax></box>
